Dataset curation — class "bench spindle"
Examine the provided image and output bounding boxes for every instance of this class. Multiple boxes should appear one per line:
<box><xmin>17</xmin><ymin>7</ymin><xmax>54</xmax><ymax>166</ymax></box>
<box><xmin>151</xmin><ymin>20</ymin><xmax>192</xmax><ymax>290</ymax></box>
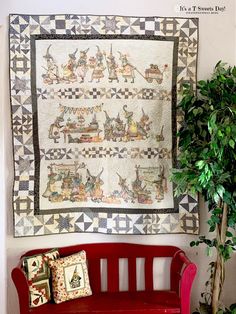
<box><xmin>145</xmin><ymin>256</ymin><xmax>154</xmax><ymax>291</ymax></box>
<box><xmin>128</xmin><ymin>257</ymin><xmax>137</xmax><ymax>291</ymax></box>
<box><xmin>107</xmin><ymin>257</ymin><xmax>119</xmax><ymax>292</ymax></box>
<box><xmin>88</xmin><ymin>258</ymin><xmax>101</xmax><ymax>293</ymax></box>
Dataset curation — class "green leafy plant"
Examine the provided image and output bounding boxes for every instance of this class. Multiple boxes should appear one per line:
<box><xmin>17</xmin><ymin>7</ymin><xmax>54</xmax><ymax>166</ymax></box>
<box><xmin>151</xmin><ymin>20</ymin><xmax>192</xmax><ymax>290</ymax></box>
<box><xmin>171</xmin><ymin>61</ymin><xmax>236</xmax><ymax>314</ymax></box>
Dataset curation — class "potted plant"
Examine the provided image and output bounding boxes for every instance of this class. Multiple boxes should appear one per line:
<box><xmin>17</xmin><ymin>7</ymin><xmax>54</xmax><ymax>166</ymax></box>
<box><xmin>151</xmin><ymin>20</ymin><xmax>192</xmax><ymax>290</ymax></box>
<box><xmin>171</xmin><ymin>62</ymin><xmax>236</xmax><ymax>314</ymax></box>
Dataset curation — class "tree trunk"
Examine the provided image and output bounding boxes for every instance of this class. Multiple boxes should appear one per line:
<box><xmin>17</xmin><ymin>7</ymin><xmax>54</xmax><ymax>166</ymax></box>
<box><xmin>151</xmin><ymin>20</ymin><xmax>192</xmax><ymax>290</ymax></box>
<box><xmin>212</xmin><ymin>253</ymin><xmax>224</xmax><ymax>314</ymax></box>
<box><xmin>211</xmin><ymin>202</ymin><xmax>228</xmax><ymax>314</ymax></box>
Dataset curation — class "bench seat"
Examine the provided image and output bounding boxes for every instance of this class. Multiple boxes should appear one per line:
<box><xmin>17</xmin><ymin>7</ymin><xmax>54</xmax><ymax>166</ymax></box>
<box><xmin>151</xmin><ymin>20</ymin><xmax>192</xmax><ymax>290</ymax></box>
<box><xmin>29</xmin><ymin>291</ymin><xmax>180</xmax><ymax>314</ymax></box>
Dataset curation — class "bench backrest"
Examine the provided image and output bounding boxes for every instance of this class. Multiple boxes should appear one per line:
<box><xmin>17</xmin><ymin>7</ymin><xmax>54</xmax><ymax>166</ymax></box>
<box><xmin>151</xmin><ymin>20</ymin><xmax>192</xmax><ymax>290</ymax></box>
<box><xmin>22</xmin><ymin>243</ymin><xmax>182</xmax><ymax>293</ymax></box>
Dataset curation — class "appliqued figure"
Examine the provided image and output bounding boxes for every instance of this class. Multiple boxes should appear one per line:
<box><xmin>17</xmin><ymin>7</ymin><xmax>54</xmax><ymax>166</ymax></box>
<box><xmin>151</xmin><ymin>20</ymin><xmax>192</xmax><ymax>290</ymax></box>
<box><xmin>85</xmin><ymin>169</ymin><xmax>104</xmax><ymax>202</ymax></box>
<box><xmin>43</xmin><ymin>166</ymin><xmax>63</xmax><ymax>202</ymax></box>
<box><xmin>48</xmin><ymin>116</ymin><xmax>64</xmax><ymax>143</ymax></box>
<box><xmin>103</xmin><ymin>110</ymin><xmax>114</xmax><ymax>141</ymax></box>
<box><xmin>116</xmin><ymin>172</ymin><xmax>135</xmax><ymax>202</ymax></box>
<box><xmin>152</xmin><ymin>166</ymin><xmax>168</xmax><ymax>201</ymax></box>
<box><xmin>61</xmin><ymin>174</ymin><xmax>73</xmax><ymax>200</ymax></box>
<box><xmin>76</xmin><ymin>48</ymin><xmax>89</xmax><ymax>83</ymax></box>
<box><xmin>118</xmin><ymin>51</ymin><xmax>135</xmax><ymax>83</ymax></box>
<box><xmin>123</xmin><ymin>105</ymin><xmax>137</xmax><ymax>138</ymax></box>
<box><xmin>136</xmin><ymin>108</ymin><xmax>152</xmax><ymax>139</ymax></box>
<box><xmin>132</xmin><ymin>166</ymin><xmax>152</xmax><ymax>204</ymax></box>
<box><xmin>42</xmin><ymin>45</ymin><xmax>60</xmax><ymax>84</ymax></box>
<box><xmin>90</xmin><ymin>46</ymin><xmax>106</xmax><ymax>83</ymax></box>
<box><xmin>105</xmin><ymin>44</ymin><xmax>119</xmax><ymax>83</ymax></box>
<box><xmin>112</xmin><ymin>113</ymin><xmax>126</xmax><ymax>141</ymax></box>
<box><xmin>62</xmin><ymin>49</ymin><xmax>78</xmax><ymax>83</ymax></box>
<box><xmin>69</xmin><ymin>266</ymin><xmax>81</xmax><ymax>289</ymax></box>
<box><xmin>123</xmin><ymin>105</ymin><xmax>152</xmax><ymax>140</ymax></box>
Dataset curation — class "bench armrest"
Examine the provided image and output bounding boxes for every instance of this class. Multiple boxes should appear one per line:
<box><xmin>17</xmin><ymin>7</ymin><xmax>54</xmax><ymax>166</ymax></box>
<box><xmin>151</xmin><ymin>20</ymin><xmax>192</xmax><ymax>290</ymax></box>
<box><xmin>11</xmin><ymin>265</ymin><xmax>30</xmax><ymax>314</ymax></box>
<box><xmin>171</xmin><ymin>250</ymin><xmax>197</xmax><ymax>314</ymax></box>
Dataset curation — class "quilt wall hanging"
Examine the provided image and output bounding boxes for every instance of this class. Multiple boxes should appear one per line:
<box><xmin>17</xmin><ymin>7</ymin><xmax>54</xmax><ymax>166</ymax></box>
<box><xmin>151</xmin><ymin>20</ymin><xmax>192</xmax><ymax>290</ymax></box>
<box><xmin>9</xmin><ymin>14</ymin><xmax>199</xmax><ymax>237</ymax></box>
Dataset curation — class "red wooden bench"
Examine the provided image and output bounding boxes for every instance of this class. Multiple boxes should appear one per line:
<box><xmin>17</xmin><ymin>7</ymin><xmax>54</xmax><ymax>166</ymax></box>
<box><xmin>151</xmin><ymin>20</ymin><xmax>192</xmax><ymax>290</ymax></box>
<box><xmin>12</xmin><ymin>243</ymin><xmax>197</xmax><ymax>314</ymax></box>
